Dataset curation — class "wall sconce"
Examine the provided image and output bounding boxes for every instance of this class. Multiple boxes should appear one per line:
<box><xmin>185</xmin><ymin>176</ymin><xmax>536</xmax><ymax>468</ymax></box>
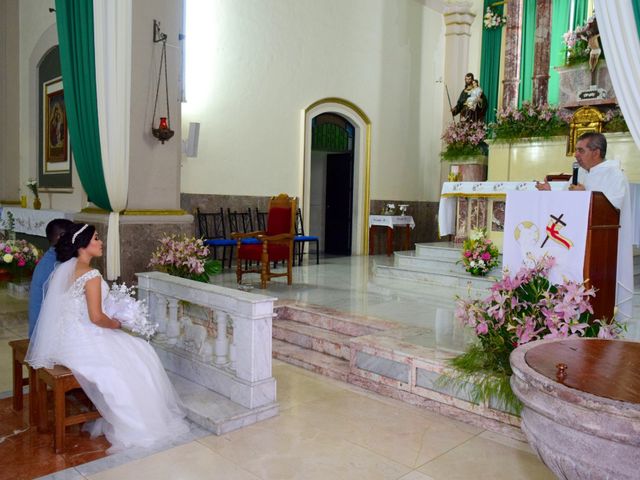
<box><xmin>151</xmin><ymin>20</ymin><xmax>174</xmax><ymax>144</ymax></box>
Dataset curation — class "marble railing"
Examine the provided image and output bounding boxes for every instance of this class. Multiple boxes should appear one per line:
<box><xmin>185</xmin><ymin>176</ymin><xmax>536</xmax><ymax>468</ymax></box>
<box><xmin>136</xmin><ymin>272</ymin><xmax>277</xmax><ymax>410</ymax></box>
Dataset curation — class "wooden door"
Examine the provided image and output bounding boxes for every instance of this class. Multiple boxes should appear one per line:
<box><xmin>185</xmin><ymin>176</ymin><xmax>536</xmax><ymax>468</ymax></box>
<box><xmin>324</xmin><ymin>153</ymin><xmax>354</xmax><ymax>255</ymax></box>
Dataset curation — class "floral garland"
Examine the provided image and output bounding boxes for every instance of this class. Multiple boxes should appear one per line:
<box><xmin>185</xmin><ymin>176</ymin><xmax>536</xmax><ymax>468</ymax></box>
<box><xmin>483</xmin><ymin>6</ymin><xmax>507</xmax><ymax>30</ymax></box>
<box><xmin>459</xmin><ymin>229</ymin><xmax>499</xmax><ymax>276</ymax></box>
<box><xmin>490</xmin><ymin>101</ymin><xmax>571</xmax><ymax>140</ymax></box>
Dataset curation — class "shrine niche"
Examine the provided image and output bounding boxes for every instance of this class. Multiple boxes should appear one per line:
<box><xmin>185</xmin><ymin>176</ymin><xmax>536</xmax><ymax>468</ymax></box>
<box><xmin>566</xmin><ymin>106</ymin><xmax>604</xmax><ymax>156</ymax></box>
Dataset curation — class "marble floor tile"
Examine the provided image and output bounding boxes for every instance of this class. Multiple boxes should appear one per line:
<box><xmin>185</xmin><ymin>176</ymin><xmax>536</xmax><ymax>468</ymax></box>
<box><xmin>199</xmin><ymin>426</ymin><xmax>411</xmax><ymax>480</ymax></box>
<box><xmin>417</xmin><ymin>434</ymin><xmax>555</xmax><ymax>480</ymax></box>
<box><xmin>87</xmin><ymin>442</ymin><xmax>260</xmax><ymax>480</ymax></box>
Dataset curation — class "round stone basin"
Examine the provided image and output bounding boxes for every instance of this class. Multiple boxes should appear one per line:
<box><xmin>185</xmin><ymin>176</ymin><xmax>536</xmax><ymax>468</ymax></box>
<box><xmin>510</xmin><ymin>338</ymin><xmax>640</xmax><ymax>480</ymax></box>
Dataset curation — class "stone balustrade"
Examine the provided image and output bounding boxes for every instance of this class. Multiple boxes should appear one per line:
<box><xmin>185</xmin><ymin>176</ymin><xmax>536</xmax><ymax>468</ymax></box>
<box><xmin>136</xmin><ymin>272</ymin><xmax>277</xmax><ymax>410</ymax></box>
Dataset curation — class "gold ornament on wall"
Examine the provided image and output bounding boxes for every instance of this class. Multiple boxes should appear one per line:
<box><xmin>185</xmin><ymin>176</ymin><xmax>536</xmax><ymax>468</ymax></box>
<box><xmin>566</xmin><ymin>106</ymin><xmax>604</xmax><ymax>156</ymax></box>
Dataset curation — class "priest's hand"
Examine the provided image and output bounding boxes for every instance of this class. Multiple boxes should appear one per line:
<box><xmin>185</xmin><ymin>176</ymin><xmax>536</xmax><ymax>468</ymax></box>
<box><xmin>535</xmin><ymin>180</ymin><xmax>551</xmax><ymax>191</ymax></box>
<box><xmin>568</xmin><ymin>183</ymin><xmax>585</xmax><ymax>191</ymax></box>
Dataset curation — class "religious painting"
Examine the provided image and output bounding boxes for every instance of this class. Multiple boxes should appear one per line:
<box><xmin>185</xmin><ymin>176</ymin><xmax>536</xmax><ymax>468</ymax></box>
<box><xmin>43</xmin><ymin>77</ymin><xmax>70</xmax><ymax>173</ymax></box>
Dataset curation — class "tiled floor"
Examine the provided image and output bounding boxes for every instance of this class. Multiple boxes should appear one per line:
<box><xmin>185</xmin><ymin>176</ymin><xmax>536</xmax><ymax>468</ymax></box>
<box><xmin>5</xmin><ymin>253</ymin><xmax>632</xmax><ymax>479</ymax></box>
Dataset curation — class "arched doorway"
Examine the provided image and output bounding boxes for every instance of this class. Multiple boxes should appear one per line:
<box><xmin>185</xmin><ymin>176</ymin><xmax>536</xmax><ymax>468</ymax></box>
<box><xmin>303</xmin><ymin>98</ymin><xmax>371</xmax><ymax>256</ymax></box>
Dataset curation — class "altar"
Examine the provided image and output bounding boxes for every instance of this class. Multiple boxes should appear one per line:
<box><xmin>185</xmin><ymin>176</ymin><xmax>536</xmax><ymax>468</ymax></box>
<box><xmin>0</xmin><ymin>207</ymin><xmax>74</xmax><ymax>237</ymax></box>
<box><xmin>438</xmin><ymin>181</ymin><xmax>564</xmax><ymax>250</ymax></box>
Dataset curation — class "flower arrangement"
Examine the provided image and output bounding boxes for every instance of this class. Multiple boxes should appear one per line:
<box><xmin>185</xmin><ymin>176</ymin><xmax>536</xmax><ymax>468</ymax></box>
<box><xmin>490</xmin><ymin>101</ymin><xmax>571</xmax><ymax>141</ymax></box>
<box><xmin>148</xmin><ymin>234</ymin><xmax>221</xmax><ymax>283</ymax></box>
<box><xmin>563</xmin><ymin>15</ymin><xmax>600</xmax><ymax>66</ymax></box>
<box><xmin>0</xmin><ymin>239</ymin><xmax>40</xmax><ymax>280</ymax></box>
<box><xmin>26</xmin><ymin>179</ymin><xmax>39</xmax><ymax>200</ymax></box>
<box><xmin>103</xmin><ymin>283</ymin><xmax>158</xmax><ymax>339</ymax></box>
<box><xmin>460</xmin><ymin>229</ymin><xmax>499</xmax><ymax>276</ymax></box>
<box><xmin>602</xmin><ymin>108</ymin><xmax>629</xmax><ymax>133</ymax></box>
<box><xmin>441</xmin><ymin>256</ymin><xmax>624</xmax><ymax>412</ymax></box>
<box><xmin>441</xmin><ymin>120</ymin><xmax>488</xmax><ymax>160</ymax></box>
<box><xmin>483</xmin><ymin>6</ymin><xmax>507</xmax><ymax>30</ymax></box>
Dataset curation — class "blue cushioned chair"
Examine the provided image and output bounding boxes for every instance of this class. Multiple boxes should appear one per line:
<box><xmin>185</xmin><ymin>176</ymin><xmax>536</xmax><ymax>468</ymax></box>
<box><xmin>294</xmin><ymin>208</ymin><xmax>319</xmax><ymax>266</ymax></box>
<box><xmin>196</xmin><ymin>207</ymin><xmax>235</xmax><ymax>268</ymax></box>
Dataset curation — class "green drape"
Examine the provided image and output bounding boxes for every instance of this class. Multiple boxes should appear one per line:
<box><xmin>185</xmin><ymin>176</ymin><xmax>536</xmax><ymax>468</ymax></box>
<box><xmin>572</xmin><ymin>0</ymin><xmax>590</xmax><ymax>29</ymax></box>
<box><xmin>479</xmin><ymin>0</ymin><xmax>504</xmax><ymax>123</ymax></box>
<box><xmin>547</xmin><ymin>2</ymin><xmax>571</xmax><ymax>105</ymax></box>
<box><xmin>633</xmin><ymin>0</ymin><xmax>640</xmax><ymax>39</ymax></box>
<box><xmin>518</xmin><ymin>0</ymin><xmax>537</xmax><ymax>106</ymax></box>
<box><xmin>55</xmin><ymin>0</ymin><xmax>111</xmax><ymax>211</ymax></box>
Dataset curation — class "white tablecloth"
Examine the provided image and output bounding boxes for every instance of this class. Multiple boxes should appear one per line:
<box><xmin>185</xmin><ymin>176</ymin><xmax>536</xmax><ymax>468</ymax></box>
<box><xmin>369</xmin><ymin>215</ymin><xmax>415</xmax><ymax>229</ymax></box>
<box><xmin>437</xmin><ymin>181</ymin><xmax>565</xmax><ymax>237</ymax></box>
<box><xmin>0</xmin><ymin>207</ymin><xmax>74</xmax><ymax>237</ymax></box>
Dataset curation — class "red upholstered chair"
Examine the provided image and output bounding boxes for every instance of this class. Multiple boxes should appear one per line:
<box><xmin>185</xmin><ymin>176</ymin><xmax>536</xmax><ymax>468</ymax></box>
<box><xmin>232</xmin><ymin>194</ymin><xmax>296</xmax><ymax>288</ymax></box>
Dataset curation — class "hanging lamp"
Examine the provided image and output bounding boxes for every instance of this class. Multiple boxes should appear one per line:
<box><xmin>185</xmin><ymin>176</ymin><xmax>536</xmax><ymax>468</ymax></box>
<box><xmin>151</xmin><ymin>20</ymin><xmax>174</xmax><ymax>144</ymax></box>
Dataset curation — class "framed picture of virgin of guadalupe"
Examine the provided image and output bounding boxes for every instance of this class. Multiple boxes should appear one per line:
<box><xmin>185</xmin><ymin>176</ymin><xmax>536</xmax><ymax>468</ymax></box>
<box><xmin>39</xmin><ymin>73</ymin><xmax>73</xmax><ymax>191</ymax></box>
<box><xmin>43</xmin><ymin>77</ymin><xmax>69</xmax><ymax>171</ymax></box>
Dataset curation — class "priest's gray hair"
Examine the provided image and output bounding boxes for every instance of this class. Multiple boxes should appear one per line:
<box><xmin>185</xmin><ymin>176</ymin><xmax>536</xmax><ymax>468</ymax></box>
<box><xmin>578</xmin><ymin>132</ymin><xmax>607</xmax><ymax>158</ymax></box>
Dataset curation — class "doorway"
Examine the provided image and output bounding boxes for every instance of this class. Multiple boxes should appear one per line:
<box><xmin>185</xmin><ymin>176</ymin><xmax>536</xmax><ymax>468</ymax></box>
<box><xmin>302</xmin><ymin>98</ymin><xmax>371</xmax><ymax>256</ymax></box>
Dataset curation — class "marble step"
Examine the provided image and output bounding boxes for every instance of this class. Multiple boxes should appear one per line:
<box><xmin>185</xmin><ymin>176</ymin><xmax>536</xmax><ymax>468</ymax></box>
<box><xmin>275</xmin><ymin>303</ymin><xmax>398</xmax><ymax>336</ymax></box>
<box><xmin>272</xmin><ymin>338</ymin><xmax>350</xmax><ymax>382</ymax></box>
<box><xmin>374</xmin><ymin>263</ymin><xmax>498</xmax><ymax>292</ymax></box>
<box><xmin>273</xmin><ymin>319</ymin><xmax>352</xmax><ymax>360</ymax></box>
<box><xmin>415</xmin><ymin>242</ymin><xmax>462</xmax><ymax>261</ymax></box>
<box><xmin>168</xmin><ymin>372</ymin><xmax>278</xmax><ymax>435</ymax></box>
<box><xmin>394</xmin><ymin>251</ymin><xmax>502</xmax><ymax>276</ymax></box>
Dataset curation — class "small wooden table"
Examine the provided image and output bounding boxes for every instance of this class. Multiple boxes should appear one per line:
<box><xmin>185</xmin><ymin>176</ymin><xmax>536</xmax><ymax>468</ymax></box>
<box><xmin>368</xmin><ymin>215</ymin><xmax>415</xmax><ymax>256</ymax></box>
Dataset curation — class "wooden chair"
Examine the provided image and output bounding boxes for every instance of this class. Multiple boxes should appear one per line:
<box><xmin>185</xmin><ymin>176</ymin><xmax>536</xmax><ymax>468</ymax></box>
<box><xmin>294</xmin><ymin>208</ymin><xmax>319</xmax><ymax>266</ymax></box>
<box><xmin>232</xmin><ymin>194</ymin><xmax>296</xmax><ymax>288</ymax></box>
<box><xmin>10</xmin><ymin>339</ymin><xmax>37</xmax><ymax>424</ymax></box>
<box><xmin>196</xmin><ymin>207</ymin><xmax>235</xmax><ymax>268</ymax></box>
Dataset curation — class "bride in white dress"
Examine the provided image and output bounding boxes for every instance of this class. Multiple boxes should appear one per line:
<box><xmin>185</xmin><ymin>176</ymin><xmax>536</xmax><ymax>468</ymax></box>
<box><xmin>26</xmin><ymin>223</ymin><xmax>189</xmax><ymax>451</ymax></box>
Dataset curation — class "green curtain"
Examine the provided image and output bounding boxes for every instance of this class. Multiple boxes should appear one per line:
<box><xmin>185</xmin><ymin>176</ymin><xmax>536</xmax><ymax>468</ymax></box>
<box><xmin>572</xmin><ymin>0</ymin><xmax>590</xmax><ymax>29</ymax></box>
<box><xmin>479</xmin><ymin>0</ymin><xmax>504</xmax><ymax>123</ymax></box>
<box><xmin>518</xmin><ymin>0</ymin><xmax>537</xmax><ymax>106</ymax></box>
<box><xmin>547</xmin><ymin>2</ymin><xmax>571</xmax><ymax>105</ymax></box>
<box><xmin>55</xmin><ymin>0</ymin><xmax>111</xmax><ymax>211</ymax></box>
<box><xmin>633</xmin><ymin>0</ymin><xmax>640</xmax><ymax>40</ymax></box>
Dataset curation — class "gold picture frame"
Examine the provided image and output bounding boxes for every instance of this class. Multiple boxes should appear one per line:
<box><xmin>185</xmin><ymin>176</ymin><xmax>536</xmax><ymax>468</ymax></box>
<box><xmin>566</xmin><ymin>106</ymin><xmax>604</xmax><ymax>156</ymax></box>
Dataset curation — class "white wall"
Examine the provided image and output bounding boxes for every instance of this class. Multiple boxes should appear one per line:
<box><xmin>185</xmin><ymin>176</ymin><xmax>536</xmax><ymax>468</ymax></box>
<box><xmin>181</xmin><ymin>0</ymin><xmax>481</xmax><ymax>203</ymax></box>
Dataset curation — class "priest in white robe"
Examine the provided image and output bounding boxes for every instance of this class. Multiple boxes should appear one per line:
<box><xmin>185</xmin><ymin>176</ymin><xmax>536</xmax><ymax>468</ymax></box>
<box><xmin>537</xmin><ymin>132</ymin><xmax>634</xmax><ymax>321</ymax></box>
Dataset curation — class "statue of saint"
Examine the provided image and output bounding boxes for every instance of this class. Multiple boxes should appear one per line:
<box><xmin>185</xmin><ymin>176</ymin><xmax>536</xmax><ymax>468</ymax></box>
<box><xmin>451</xmin><ymin>73</ymin><xmax>487</xmax><ymax>122</ymax></box>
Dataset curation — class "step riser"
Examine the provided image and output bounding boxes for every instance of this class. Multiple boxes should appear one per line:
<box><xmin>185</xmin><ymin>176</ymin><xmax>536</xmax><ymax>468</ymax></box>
<box><xmin>273</xmin><ymin>325</ymin><xmax>351</xmax><ymax>360</ymax></box>
<box><xmin>415</xmin><ymin>244</ymin><xmax>461</xmax><ymax>261</ymax></box>
<box><xmin>375</xmin><ymin>265</ymin><xmax>496</xmax><ymax>291</ymax></box>
<box><xmin>272</xmin><ymin>350</ymin><xmax>349</xmax><ymax>382</ymax></box>
<box><xmin>276</xmin><ymin>306</ymin><xmax>382</xmax><ymax>336</ymax></box>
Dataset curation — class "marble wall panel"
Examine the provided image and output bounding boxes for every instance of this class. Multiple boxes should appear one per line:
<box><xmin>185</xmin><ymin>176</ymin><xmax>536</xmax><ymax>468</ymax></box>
<box><xmin>355</xmin><ymin>351</ymin><xmax>410</xmax><ymax>382</ymax></box>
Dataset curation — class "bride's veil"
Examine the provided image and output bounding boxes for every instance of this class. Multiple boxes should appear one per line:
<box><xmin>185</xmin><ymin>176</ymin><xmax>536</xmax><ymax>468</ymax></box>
<box><xmin>26</xmin><ymin>257</ymin><xmax>78</xmax><ymax>369</ymax></box>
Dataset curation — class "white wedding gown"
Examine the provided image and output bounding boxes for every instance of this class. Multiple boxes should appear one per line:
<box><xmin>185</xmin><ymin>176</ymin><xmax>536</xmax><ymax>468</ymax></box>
<box><xmin>26</xmin><ymin>261</ymin><xmax>189</xmax><ymax>451</ymax></box>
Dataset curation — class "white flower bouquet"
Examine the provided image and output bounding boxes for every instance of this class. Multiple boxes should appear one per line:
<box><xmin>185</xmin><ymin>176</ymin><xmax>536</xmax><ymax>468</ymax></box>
<box><xmin>103</xmin><ymin>283</ymin><xmax>158</xmax><ymax>339</ymax></box>
<box><xmin>483</xmin><ymin>6</ymin><xmax>507</xmax><ymax>30</ymax></box>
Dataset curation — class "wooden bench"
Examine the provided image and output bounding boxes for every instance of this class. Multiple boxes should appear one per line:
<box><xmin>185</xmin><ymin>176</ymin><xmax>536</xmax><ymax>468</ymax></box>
<box><xmin>9</xmin><ymin>338</ymin><xmax>102</xmax><ymax>453</ymax></box>
<box><xmin>36</xmin><ymin>364</ymin><xmax>102</xmax><ymax>454</ymax></box>
<box><xmin>9</xmin><ymin>338</ymin><xmax>37</xmax><ymax>425</ymax></box>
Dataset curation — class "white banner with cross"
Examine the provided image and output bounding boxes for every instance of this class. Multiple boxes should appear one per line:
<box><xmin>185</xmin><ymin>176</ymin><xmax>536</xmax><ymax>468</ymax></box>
<box><xmin>502</xmin><ymin>191</ymin><xmax>591</xmax><ymax>285</ymax></box>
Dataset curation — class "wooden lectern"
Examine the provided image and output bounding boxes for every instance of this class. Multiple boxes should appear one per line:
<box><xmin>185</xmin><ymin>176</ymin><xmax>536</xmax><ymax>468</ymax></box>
<box><xmin>584</xmin><ymin>192</ymin><xmax>620</xmax><ymax>320</ymax></box>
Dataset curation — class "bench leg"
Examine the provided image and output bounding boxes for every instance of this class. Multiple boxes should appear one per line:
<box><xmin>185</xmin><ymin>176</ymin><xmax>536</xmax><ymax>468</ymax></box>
<box><xmin>12</xmin><ymin>350</ymin><xmax>23</xmax><ymax>411</ymax></box>
<box><xmin>37</xmin><ymin>377</ymin><xmax>48</xmax><ymax>433</ymax></box>
<box><xmin>28</xmin><ymin>367</ymin><xmax>37</xmax><ymax>426</ymax></box>
<box><xmin>54</xmin><ymin>385</ymin><xmax>66</xmax><ymax>454</ymax></box>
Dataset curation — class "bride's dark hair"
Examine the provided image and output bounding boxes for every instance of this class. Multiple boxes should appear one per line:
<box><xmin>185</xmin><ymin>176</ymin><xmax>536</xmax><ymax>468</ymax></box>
<box><xmin>56</xmin><ymin>223</ymin><xmax>97</xmax><ymax>262</ymax></box>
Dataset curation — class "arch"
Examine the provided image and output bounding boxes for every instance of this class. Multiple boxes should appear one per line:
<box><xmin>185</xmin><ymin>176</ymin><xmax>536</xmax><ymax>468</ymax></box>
<box><xmin>302</xmin><ymin>98</ymin><xmax>371</xmax><ymax>255</ymax></box>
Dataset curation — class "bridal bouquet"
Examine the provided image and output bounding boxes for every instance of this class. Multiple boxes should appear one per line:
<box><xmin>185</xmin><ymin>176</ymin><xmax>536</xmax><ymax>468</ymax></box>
<box><xmin>103</xmin><ymin>283</ymin><xmax>158</xmax><ymax>339</ymax></box>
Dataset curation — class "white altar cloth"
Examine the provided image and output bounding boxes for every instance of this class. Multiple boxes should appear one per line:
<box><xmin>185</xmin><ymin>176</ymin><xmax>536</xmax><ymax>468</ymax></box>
<box><xmin>0</xmin><ymin>207</ymin><xmax>74</xmax><ymax>237</ymax></box>
<box><xmin>437</xmin><ymin>181</ymin><xmax>565</xmax><ymax>237</ymax></box>
<box><xmin>368</xmin><ymin>215</ymin><xmax>415</xmax><ymax>229</ymax></box>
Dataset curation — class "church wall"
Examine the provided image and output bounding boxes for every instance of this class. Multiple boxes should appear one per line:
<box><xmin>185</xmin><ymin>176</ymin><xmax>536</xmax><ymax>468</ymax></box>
<box><xmin>181</xmin><ymin>0</ymin><xmax>460</xmax><ymax>204</ymax></box>
<box><xmin>0</xmin><ymin>0</ymin><xmax>20</xmax><ymax>204</ymax></box>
